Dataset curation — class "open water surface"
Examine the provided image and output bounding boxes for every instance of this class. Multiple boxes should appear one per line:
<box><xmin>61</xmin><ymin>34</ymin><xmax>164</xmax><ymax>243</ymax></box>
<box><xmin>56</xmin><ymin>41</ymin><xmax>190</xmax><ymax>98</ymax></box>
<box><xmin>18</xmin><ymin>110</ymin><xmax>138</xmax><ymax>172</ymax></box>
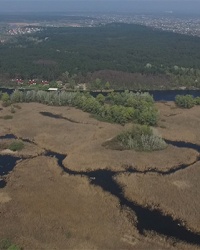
<box><xmin>1</xmin><ymin>87</ymin><xmax>200</xmax><ymax>102</ymax></box>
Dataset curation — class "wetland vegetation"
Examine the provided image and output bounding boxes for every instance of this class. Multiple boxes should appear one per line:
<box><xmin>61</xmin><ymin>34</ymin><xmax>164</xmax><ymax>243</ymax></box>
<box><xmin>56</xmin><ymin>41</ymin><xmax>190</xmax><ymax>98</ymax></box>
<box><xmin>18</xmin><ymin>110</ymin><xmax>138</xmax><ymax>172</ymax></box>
<box><xmin>1</xmin><ymin>98</ymin><xmax>200</xmax><ymax>249</ymax></box>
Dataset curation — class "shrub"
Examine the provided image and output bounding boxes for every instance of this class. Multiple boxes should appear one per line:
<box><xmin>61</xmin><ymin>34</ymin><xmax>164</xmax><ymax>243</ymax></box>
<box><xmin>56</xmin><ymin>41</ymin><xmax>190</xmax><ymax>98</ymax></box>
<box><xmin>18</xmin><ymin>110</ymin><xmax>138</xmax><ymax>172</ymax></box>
<box><xmin>96</xmin><ymin>94</ymin><xmax>105</xmax><ymax>104</ymax></box>
<box><xmin>0</xmin><ymin>239</ymin><xmax>21</xmax><ymax>250</ymax></box>
<box><xmin>10</xmin><ymin>90</ymin><xmax>24</xmax><ymax>103</ymax></box>
<box><xmin>133</xmin><ymin>106</ymin><xmax>158</xmax><ymax>126</ymax></box>
<box><xmin>195</xmin><ymin>97</ymin><xmax>200</xmax><ymax>105</ymax></box>
<box><xmin>7</xmin><ymin>244</ymin><xmax>21</xmax><ymax>250</ymax></box>
<box><xmin>8</xmin><ymin>140</ymin><xmax>24</xmax><ymax>151</ymax></box>
<box><xmin>117</xmin><ymin>125</ymin><xmax>167</xmax><ymax>151</ymax></box>
<box><xmin>175</xmin><ymin>95</ymin><xmax>195</xmax><ymax>108</ymax></box>
<box><xmin>1</xmin><ymin>93</ymin><xmax>11</xmax><ymax>107</ymax></box>
<box><xmin>0</xmin><ymin>239</ymin><xmax>11</xmax><ymax>249</ymax></box>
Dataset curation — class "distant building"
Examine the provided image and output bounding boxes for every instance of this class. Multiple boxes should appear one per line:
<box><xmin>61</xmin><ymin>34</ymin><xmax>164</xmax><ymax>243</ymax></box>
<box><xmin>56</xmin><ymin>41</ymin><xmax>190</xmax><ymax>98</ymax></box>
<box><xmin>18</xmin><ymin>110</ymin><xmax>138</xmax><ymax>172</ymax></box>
<box><xmin>48</xmin><ymin>88</ymin><xmax>58</xmax><ymax>91</ymax></box>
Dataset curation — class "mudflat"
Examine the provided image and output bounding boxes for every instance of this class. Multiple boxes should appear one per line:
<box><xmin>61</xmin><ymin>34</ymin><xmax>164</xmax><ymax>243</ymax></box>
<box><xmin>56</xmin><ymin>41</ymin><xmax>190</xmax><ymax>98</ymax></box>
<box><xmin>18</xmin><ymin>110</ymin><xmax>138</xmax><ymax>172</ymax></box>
<box><xmin>0</xmin><ymin>101</ymin><xmax>200</xmax><ymax>249</ymax></box>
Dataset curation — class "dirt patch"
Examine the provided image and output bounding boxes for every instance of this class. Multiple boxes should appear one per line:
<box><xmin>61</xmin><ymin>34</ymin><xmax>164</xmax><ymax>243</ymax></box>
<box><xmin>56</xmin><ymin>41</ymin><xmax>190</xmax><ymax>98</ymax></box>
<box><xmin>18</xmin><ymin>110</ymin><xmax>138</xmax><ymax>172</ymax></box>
<box><xmin>0</xmin><ymin>192</ymin><xmax>11</xmax><ymax>204</ymax></box>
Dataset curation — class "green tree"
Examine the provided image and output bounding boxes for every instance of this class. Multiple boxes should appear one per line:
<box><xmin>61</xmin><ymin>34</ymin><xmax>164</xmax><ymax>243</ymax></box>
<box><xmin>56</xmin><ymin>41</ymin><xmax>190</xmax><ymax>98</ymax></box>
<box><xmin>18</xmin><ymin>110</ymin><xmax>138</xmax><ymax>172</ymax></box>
<box><xmin>96</xmin><ymin>94</ymin><xmax>105</xmax><ymax>104</ymax></box>
<box><xmin>105</xmin><ymin>81</ymin><xmax>110</xmax><ymax>89</ymax></box>
<box><xmin>1</xmin><ymin>93</ymin><xmax>10</xmax><ymax>106</ymax></box>
<box><xmin>10</xmin><ymin>90</ymin><xmax>24</xmax><ymax>103</ymax></box>
<box><xmin>94</xmin><ymin>78</ymin><xmax>102</xmax><ymax>90</ymax></box>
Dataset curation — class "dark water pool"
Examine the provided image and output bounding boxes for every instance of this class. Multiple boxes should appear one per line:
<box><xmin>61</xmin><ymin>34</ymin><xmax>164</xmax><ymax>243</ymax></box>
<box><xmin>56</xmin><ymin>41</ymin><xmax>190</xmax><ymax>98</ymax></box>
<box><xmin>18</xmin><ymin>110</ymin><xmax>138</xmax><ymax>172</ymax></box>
<box><xmin>0</xmin><ymin>155</ymin><xmax>20</xmax><ymax>176</ymax></box>
<box><xmin>0</xmin><ymin>154</ymin><xmax>21</xmax><ymax>188</ymax></box>
<box><xmin>0</xmin><ymin>179</ymin><xmax>6</xmax><ymax>188</ymax></box>
<box><xmin>166</xmin><ymin>140</ymin><xmax>200</xmax><ymax>152</ymax></box>
<box><xmin>0</xmin><ymin>134</ymin><xmax>17</xmax><ymax>140</ymax></box>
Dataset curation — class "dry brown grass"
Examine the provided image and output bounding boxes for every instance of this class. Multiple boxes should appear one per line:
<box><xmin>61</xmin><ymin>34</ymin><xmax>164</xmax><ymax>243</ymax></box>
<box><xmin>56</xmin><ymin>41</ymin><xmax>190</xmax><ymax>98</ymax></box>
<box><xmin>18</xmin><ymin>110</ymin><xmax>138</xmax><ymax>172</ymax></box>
<box><xmin>1</xmin><ymin>101</ymin><xmax>200</xmax><ymax>249</ymax></box>
<box><xmin>156</xmin><ymin>102</ymin><xmax>200</xmax><ymax>144</ymax></box>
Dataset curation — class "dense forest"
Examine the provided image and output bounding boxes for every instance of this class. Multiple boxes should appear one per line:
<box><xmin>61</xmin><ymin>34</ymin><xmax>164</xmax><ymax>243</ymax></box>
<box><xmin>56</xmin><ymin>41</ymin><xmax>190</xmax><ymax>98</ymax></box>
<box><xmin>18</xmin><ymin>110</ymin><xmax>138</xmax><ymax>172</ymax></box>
<box><xmin>1</xmin><ymin>23</ymin><xmax>200</xmax><ymax>89</ymax></box>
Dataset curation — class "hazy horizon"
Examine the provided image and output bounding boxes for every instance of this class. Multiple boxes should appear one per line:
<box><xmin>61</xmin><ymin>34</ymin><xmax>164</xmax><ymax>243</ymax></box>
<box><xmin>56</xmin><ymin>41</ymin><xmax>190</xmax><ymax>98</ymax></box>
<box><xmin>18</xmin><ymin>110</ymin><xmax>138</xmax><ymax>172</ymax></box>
<box><xmin>0</xmin><ymin>0</ymin><xmax>199</xmax><ymax>15</ymax></box>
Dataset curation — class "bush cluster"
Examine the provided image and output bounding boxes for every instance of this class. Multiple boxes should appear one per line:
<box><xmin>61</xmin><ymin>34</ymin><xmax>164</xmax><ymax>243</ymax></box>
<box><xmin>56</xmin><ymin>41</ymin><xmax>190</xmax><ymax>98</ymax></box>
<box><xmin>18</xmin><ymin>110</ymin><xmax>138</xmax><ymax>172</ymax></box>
<box><xmin>175</xmin><ymin>95</ymin><xmax>195</xmax><ymax>108</ymax></box>
<box><xmin>117</xmin><ymin>125</ymin><xmax>167</xmax><ymax>151</ymax></box>
<box><xmin>10</xmin><ymin>90</ymin><xmax>158</xmax><ymax>125</ymax></box>
<box><xmin>175</xmin><ymin>94</ymin><xmax>200</xmax><ymax>108</ymax></box>
<box><xmin>1</xmin><ymin>93</ymin><xmax>11</xmax><ymax>107</ymax></box>
<box><xmin>0</xmin><ymin>239</ymin><xmax>21</xmax><ymax>250</ymax></box>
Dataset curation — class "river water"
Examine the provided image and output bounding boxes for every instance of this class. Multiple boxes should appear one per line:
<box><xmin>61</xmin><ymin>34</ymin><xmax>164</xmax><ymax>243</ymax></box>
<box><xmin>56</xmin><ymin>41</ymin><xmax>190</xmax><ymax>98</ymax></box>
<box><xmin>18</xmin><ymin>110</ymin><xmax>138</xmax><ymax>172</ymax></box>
<box><xmin>1</xmin><ymin>87</ymin><xmax>200</xmax><ymax>102</ymax></box>
<box><xmin>91</xmin><ymin>89</ymin><xmax>200</xmax><ymax>101</ymax></box>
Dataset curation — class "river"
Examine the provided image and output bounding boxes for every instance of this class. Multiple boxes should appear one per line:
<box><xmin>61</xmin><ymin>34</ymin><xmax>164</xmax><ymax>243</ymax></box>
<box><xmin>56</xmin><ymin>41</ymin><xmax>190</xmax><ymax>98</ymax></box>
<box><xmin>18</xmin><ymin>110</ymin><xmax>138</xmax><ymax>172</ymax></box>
<box><xmin>1</xmin><ymin>87</ymin><xmax>200</xmax><ymax>102</ymax></box>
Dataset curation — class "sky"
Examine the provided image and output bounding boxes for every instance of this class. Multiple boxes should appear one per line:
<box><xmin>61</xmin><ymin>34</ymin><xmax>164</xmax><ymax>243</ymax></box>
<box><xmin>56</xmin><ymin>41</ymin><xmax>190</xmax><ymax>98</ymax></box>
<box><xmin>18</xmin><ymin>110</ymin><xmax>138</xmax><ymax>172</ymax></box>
<box><xmin>0</xmin><ymin>0</ymin><xmax>199</xmax><ymax>14</ymax></box>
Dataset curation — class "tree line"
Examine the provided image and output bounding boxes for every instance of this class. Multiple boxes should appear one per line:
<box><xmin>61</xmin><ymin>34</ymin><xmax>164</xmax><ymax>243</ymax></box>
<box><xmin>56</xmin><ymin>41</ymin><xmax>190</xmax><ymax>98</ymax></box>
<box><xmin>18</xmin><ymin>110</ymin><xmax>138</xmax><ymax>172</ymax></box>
<box><xmin>3</xmin><ymin>90</ymin><xmax>158</xmax><ymax>125</ymax></box>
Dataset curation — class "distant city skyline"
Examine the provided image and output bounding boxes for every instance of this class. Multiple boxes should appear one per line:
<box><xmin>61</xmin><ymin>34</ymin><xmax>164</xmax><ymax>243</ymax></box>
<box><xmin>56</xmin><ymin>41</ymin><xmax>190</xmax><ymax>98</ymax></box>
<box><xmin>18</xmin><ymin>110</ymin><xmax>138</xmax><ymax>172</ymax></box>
<box><xmin>0</xmin><ymin>0</ymin><xmax>199</xmax><ymax>14</ymax></box>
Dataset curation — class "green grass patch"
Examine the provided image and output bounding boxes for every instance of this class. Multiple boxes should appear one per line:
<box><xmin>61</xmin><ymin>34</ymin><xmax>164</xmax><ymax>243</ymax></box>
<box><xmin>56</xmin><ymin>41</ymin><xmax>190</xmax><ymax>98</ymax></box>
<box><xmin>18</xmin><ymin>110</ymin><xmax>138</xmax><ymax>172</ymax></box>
<box><xmin>0</xmin><ymin>239</ymin><xmax>21</xmax><ymax>250</ymax></box>
<box><xmin>8</xmin><ymin>140</ymin><xmax>24</xmax><ymax>151</ymax></box>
